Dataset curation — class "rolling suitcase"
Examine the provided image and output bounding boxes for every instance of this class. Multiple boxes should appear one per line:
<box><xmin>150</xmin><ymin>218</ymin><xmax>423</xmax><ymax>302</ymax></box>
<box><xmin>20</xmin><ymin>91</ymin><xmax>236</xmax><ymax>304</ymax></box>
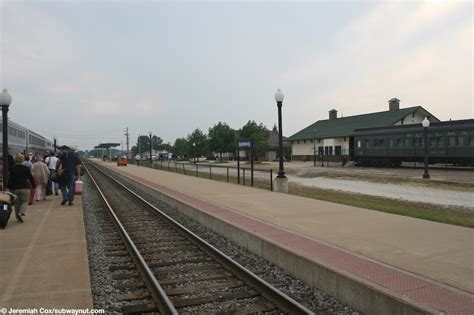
<box><xmin>0</xmin><ymin>192</ymin><xmax>14</xmax><ymax>229</ymax></box>
<box><xmin>75</xmin><ymin>180</ymin><xmax>83</xmax><ymax>195</ymax></box>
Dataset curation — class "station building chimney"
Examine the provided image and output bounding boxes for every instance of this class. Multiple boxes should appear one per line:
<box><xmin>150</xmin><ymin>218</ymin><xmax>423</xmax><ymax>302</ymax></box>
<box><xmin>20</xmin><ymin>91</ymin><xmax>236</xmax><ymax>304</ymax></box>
<box><xmin>329</xmin><ymin>109</ymin><xmax>338</xmax><ymax>120</ymax></box>
<box><xmin>389</xmin><ymin>98</ymin><xmax>400</xmax><ymax>111</ymax></box>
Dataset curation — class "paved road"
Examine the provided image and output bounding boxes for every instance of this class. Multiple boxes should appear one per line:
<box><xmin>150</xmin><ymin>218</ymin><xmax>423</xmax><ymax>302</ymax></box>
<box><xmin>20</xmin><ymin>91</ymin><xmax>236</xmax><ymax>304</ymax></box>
<box><xmin>289</xmin><ymin>175</ymin><xmax>474</xmax><ymax>209</ymax></box>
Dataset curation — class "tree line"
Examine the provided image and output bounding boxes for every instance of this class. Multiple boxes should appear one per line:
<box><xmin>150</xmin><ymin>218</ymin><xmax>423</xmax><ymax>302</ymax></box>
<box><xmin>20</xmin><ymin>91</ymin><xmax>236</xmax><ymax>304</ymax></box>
<box><xmin>131</xmin><ymin>120</ymin><xmax>274</xmax><ymax>162</ymax></box>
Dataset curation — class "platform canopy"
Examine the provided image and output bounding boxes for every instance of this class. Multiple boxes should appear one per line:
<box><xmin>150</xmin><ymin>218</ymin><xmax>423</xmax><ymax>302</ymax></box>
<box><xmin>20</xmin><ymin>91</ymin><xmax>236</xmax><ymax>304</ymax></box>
<box><xmin>94</xmin><ymin>143</ymin><xmax>120</xmax><ymax>149</ymax></box>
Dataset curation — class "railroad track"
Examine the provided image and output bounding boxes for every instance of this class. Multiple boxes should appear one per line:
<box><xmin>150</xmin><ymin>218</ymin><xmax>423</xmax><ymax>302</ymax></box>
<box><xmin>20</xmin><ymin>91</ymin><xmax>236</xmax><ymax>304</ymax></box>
<box><xmin>84</xmin><ymin>161</ymin><xmax>314</xmax><ymax>314</ymax></box>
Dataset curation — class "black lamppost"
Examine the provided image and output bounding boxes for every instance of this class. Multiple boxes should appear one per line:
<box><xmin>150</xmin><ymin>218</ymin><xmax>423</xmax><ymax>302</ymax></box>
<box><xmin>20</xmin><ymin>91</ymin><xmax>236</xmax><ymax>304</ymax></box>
<box><xmin>0</xmin><ymin>89</ymin><xmax>12</xmax><ymax>188</ymax></box>
<box><xmin>275</xmin><ymin>89</ymin><xmax>286</xmax><ymax>178</ymax></box>
<box><xmin>422</xmin><ymin>117</ymin><xmax>430</xmax><ymax>179</ymax></box>
<box><xmin>313</xmin><ymin>129</ymin><xmax>317</xmax><ymax>167</ymax></box>
<box><xmin>149</xmin><ymin>131</ymin><xmax>152</xmax><ymax>164</ymax></box>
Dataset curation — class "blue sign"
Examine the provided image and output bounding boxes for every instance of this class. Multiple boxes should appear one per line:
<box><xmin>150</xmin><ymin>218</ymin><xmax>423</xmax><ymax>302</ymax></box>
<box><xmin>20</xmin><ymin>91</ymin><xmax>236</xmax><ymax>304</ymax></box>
<box><xmin>238</xmin><ymin>139</ymin><xmax>252</xmax><ymax>149</ymax></box>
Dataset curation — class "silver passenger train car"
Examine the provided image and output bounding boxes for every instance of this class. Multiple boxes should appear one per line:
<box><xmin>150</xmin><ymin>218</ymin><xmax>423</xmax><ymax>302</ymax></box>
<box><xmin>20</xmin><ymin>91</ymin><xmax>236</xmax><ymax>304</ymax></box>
<box><xmin>0</xmin><ymin>119</ymin><xmax>53</xmax><ymax>157</ymax></box>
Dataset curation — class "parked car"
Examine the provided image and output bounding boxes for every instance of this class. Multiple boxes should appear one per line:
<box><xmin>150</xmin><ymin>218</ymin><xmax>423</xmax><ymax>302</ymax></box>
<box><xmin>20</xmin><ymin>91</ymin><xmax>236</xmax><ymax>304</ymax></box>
<box><xmin>117</xmin><ymin>157</ymin><xmax>128</xmax><ymax>166</ymax></box>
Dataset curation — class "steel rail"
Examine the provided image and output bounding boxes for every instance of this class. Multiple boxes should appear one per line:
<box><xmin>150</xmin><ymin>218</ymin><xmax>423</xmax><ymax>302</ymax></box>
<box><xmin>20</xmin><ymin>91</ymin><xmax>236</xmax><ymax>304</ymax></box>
<box><xmin>83</xmin><ymin>163</ymin><xmax>178</xmax><ymax>315</ymax></box>
<box><xmin>87</xmin><ymin>160</ymin><xmax>314</xmax><ymax>315</ymax></box>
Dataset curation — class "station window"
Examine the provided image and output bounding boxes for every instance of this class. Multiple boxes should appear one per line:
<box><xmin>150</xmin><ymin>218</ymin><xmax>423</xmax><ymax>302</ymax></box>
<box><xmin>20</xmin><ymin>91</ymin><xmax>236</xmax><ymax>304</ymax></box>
<box><xmin>335</xmin><ymin>146</ymin><xmax>341</xmax><ymax>155</ymax></box>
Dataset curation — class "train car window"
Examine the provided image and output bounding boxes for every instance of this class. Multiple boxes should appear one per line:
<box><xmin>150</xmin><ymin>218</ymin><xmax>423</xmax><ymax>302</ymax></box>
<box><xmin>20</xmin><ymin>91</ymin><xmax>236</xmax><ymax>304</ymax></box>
<box><xmin>404</xmin><ymin>138</ymin><xmax>410</xmax><ymax>147</ymax></box>
<box><xmin>389</xmin><ymin>139</ymin><xmax>394</xmax><ymax>147</ymax></box>
<box><xmin>357</xmin><ymin>140</ymin><xmax>361</xmax><ymax>148</ymax></box>
<box><xmin>364</xmin><ymin>140</ymin><xmax>369</xmax><ymax>148</ymax></box>
<box><xmin>397</xmin><ymin>139</ymin><xmax>404</xmax><ymax>147</ymax></box>
<box><xmin>458</xmin><ymin>137</ymin><xmax>465</xmax><ymax>146</ymax></box>
<box><xmin>448</xmin><ymin>136</ymin><xmax>457</xmax><ymax>146</ymax></box>
<box><xmin>469</xmin><ymin>137</ymin><xmax>474</xmax><ymax>146</ymax></box>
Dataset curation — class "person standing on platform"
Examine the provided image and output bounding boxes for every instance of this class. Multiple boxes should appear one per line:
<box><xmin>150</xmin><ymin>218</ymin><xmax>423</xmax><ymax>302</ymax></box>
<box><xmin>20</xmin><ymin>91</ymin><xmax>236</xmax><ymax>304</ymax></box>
<box><xmin>7</xmin><ymin>154</ymin><xmax>36</xmax><ymax>223</ymax></box>
<box><xmin>45</xmin><ymin>152</ymin><xmax>60</xmax><ymax>195</ymax></box>
<box><xmin>58</xmin><ymin>146</ymin><xmax>81</xmax><ymax>206</ymax></box>
<box><xmin>22</xmin><ymin>153</ymin><xmax>35</xmax><ymax>205</ymax></box>
<box><xmin>32</xmin><ymin>159</ymin><xmax>49</xmax><ymax>201</ymax></box>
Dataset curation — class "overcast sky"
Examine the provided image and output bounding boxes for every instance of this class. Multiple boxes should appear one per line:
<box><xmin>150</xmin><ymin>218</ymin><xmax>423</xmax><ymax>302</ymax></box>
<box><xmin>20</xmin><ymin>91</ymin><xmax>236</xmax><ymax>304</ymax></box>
<box><xmin>1</xmin><ymin>0</ymin><xmax>472</xmax><ymax>151</ymax></box>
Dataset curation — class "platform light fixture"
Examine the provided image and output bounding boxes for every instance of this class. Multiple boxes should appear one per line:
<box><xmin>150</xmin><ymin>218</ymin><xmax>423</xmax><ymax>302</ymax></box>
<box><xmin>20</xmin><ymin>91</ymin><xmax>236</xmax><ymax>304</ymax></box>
<box><xmin>422</xmin><ymin>117</ymin><xmax>430</xmax><ymax>179</ymax></box>
<box><xmin>313</xmin><ymin>128</ymin><xmax>317</xmax><ymax>167</ymax></box>
<box><xmin>274</xmin><ymin>89</ymin><xmax>286</xmax><ymax>178</ymax></box>
<box><xmin>0</xmin><ymin>89</ymin><xmax>12</xmax><ymax>188</ymax></box>
<box><xmin>149</xmin><ymin>131</ymin><xmax>152</xmax><ymax>164</ymax></box>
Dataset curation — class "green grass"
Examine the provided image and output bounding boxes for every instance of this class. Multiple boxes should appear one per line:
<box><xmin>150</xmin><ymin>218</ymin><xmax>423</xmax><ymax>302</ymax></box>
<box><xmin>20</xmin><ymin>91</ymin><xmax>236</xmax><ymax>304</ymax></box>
<box><xmin>289</xmin><ymin>183</ymin><xmax>474</xmax><ymax>228</ymax></box>
<box><xmin>147</xmin><ymin>162</ymin><xmax>474</xmax><ymax>228</ymax></box>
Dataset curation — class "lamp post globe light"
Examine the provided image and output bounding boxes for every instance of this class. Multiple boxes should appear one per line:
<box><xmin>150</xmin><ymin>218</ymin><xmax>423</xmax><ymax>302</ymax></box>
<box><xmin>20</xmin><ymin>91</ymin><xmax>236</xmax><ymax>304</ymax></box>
<box><xmin>192</xmin><ymin>142</ymin><xmax>196</xmax><ymax>164</ymax></box>
<box><xmin>422</xmin><ymin>117</ymin><xmax>430</xmax><ymax>179</ymax></box>
<box><xmin>0</xmin><ymin>89</ymin><xmax>12</xmax><ymax>189</ymax></box>
<box><xmin>273</xmin><ymin>89</ymin><xmax>288</xmax><ymax>193</ymax></box>
<box><xmin>149</xmin><ymin>131</ymin><xmax>152</xmax><ymax>164</ymax></box>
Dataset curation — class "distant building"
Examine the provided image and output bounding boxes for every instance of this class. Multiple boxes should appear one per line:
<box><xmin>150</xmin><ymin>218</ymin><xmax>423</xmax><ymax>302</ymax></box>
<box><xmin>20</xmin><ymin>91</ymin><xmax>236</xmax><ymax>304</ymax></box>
<box><xmin>263</xmin><ymin>127</ymin><xmax>291</xmax><ymax>161</ymax></box>
<box><xmin>287</xmin><ymin>98</ymin><xmax>440</xmax><ymax>161</ymax></box>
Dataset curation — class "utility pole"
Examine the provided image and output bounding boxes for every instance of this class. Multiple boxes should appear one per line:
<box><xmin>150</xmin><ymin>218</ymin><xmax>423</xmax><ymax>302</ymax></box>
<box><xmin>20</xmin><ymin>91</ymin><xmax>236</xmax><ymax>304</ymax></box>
<box><xmin>124</xmin><ymin>127</ymin><xmax>130</xmax><ymax>159</ymax></box>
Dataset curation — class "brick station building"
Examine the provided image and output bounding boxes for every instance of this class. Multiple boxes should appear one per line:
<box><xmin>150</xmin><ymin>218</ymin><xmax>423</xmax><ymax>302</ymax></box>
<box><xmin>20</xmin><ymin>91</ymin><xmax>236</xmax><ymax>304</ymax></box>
<box><xmin>287</xmin><ymin>98</ymin><xmax>439</xmax><ymax>162</ymax></box>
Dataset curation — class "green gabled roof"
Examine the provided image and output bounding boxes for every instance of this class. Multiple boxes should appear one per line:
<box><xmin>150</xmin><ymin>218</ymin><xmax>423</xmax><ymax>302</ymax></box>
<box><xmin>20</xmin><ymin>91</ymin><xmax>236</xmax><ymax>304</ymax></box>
<box><xmin>287</xmin><ymin>106</ymin><xmax>439</xmax><ymax>141</ymax></box>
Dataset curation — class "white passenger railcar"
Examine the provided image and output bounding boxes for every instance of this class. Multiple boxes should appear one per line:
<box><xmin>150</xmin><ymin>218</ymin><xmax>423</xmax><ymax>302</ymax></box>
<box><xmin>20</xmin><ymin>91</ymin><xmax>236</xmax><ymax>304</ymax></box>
<box><xmin>0</xmin><ymin>120</ymin><xmax>53</xmax><ymax>157</ymax></box>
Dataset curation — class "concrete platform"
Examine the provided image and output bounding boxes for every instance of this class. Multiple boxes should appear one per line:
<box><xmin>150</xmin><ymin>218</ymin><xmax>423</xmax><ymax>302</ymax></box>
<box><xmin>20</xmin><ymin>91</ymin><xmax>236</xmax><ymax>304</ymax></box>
<box><xmin>97</xmin><ymin>159</ymin><xmax>473</xmax><ymax>315</ymax></box>
<box><xmin>0</xmin><ymin>195</ymin><xmax>93</xmax><ymax>310</ymax></box>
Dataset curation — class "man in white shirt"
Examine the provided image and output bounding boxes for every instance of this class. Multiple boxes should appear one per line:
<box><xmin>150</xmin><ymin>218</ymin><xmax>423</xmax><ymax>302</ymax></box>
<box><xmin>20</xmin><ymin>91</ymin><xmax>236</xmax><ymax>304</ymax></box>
<box><xmin>45</xmin><ymin>152</ymin><xmax>60</xmax><ymax>195</ymax></box>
